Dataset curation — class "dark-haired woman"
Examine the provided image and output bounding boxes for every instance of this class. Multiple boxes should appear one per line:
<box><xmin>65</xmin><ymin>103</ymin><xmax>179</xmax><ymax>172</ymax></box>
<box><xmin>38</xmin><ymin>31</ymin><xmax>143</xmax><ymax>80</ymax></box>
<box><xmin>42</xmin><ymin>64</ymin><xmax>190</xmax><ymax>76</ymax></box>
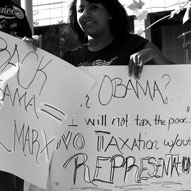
<box><xmin>25</xmin><ymin>1</ymin><xmax>174</xmax><ymax>190</ymax></box>
<box><xmin>63</xmin><ymin>0</ymin><xmax>173</xmax><ymax>79</ymax></box>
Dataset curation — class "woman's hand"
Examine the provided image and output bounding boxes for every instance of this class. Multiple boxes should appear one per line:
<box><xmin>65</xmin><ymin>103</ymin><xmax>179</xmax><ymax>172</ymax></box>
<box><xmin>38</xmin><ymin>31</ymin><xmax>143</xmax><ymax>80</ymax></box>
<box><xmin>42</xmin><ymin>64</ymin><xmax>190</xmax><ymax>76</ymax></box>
<box><xmin>128</xmin><ymin>42</ymin><xmax>174</xmax><ymax>79</ymax></box>
<box><xmin>22</xmin><ymin>36</ymin><xmax>38</xmax><ymax>51</ymax></box>
<box><xmin>129</xmin><ymin>47</ymin><xmax>155</xmax><ymax>79</ymax></box>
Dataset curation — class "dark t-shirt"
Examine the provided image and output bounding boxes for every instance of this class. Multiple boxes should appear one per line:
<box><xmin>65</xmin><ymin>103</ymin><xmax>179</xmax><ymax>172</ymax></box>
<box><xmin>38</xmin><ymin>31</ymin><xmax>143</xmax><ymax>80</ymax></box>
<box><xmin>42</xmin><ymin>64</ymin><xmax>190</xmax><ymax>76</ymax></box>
<box><xmin>63</xmin><ymin>34</ymin><xmax>148</xmax><ymax>66</ymax></box>
<box><xmin>0</xmin><ymin>2</ymin><xmax>32</xmax><ymax>38</ymax></box>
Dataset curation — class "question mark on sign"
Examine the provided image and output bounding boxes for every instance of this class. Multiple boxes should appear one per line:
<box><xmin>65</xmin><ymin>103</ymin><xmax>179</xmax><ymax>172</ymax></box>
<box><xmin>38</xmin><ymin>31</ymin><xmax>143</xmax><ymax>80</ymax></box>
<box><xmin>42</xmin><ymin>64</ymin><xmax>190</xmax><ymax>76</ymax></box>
<box><xmin>162</xmin><ymin>74</ymin><xmax>171</xmax><ymax>89</ymax></box>
<box><xmin>162</xmin><ymin>74</ymin><xmax>171</xmax><ymax>104</ymax></box>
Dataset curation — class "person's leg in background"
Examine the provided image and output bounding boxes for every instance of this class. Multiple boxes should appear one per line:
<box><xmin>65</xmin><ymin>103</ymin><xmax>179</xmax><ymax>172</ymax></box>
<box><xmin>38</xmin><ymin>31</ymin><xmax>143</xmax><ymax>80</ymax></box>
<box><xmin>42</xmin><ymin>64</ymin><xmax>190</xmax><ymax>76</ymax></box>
<box><xmin>0</xmin><ymin>171</ymin><xmax>17</xmax><ymax>191</ymax></box>
<box><xmin>16</xmin><ymin>176</ymin><xmax>24</xmax><ymax>191</ymax></box>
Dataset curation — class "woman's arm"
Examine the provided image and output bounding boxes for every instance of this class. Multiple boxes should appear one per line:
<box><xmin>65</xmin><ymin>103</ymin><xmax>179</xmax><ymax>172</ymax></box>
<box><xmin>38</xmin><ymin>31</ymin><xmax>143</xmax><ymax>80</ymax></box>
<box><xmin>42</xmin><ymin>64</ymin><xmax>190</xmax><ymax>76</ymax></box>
<box><xmin>129</xmin><ymin>41</ymin><xmax>174</xmax><ymax>79</ymax></box>
<box><xmin>143</xmin><ymin>41</ymin><xmax>174</xmax><ymax>65</ymax></box>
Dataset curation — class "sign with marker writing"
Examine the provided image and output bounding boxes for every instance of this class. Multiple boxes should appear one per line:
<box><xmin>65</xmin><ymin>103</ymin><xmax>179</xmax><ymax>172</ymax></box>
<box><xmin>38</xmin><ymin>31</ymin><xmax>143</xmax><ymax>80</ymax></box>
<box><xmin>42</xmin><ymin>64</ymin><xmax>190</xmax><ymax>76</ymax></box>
<box><xmin>0</xmin><ymin>32</ymin><xmax>95</xmax><ymax>189</ymax></box>
<box><xmin>49</xmin><ymin>65</ymin><xmax>191</xmax><ymax>191</ymax></box>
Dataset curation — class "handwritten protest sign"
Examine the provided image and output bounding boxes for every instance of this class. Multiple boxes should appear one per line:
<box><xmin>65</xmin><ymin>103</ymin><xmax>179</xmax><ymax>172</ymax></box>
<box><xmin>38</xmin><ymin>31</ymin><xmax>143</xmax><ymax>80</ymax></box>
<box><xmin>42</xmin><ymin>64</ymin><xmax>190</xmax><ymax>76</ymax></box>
<box><xmin>49</xmin><ymin>65</ymin><xmax>191</xmax><ymax>191</ymax></box>
<box><xmin>0</xmin><ymin>32</ymin><xmax>95</xmax><ymax>189</ymax></box>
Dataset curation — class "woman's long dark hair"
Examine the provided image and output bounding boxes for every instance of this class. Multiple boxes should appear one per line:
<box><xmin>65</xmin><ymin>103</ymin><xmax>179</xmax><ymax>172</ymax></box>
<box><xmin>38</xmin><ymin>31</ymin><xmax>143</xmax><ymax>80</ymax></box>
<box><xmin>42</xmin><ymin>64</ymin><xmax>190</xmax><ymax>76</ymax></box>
<box><xmin>68</xmin><ymin>0</ymin><xmax>130</xmax><ymax>43</ymax></box>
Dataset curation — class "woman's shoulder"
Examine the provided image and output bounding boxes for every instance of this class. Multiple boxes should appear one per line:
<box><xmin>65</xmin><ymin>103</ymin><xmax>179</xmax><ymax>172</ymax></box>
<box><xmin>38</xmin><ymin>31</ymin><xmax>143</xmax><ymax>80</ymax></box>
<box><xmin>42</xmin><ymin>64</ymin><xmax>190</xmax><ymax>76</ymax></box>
<box><xmin>118</xmin><ymin>33</ymin><xmax>148</xmax><ymax>54</ymax></box>
<box><xmin>121</xmin><ymin>33</ymin><xmax>148</xmax><ymax>43</ymax></box>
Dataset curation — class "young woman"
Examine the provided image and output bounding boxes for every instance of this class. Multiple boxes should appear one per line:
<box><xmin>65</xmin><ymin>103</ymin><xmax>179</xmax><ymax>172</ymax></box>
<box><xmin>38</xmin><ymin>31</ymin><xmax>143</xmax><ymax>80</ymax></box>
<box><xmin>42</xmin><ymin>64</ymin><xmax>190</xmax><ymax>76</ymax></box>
<box><xmin>0</xmin><ymin>0</ymin><xmax>32</xmax><ymax>38</ymax></box>
<box><xmin>62</xmin><ymin>0</ymin><xmax>173</xmax><ymax>79</ymax></box>
<box><xmin>25</xmin><ymin>1</ymin><xmax>174</xmax><ymax>190</ymax></box>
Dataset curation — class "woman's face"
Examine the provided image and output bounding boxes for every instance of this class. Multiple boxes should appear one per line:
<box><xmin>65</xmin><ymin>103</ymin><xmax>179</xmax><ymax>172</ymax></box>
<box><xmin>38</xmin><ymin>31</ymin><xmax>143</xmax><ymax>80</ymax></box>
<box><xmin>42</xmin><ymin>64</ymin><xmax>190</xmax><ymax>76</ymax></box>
<box><xmin>76</xmin><ymin>0</ymin><xmax>112</xmax><ymax>39</ymax></box>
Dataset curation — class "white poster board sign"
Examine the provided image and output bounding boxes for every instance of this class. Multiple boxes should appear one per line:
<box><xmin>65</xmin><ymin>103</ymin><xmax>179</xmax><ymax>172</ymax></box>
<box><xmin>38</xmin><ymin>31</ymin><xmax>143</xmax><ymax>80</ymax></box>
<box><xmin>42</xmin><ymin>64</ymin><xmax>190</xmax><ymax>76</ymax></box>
<box><xmin>49</xmin><ymin>65</ymin><xmax>191</xmax><ymax>191</ymax></box>
<box><xmin>0</xmin><ymin>32</ymin><xmax>95</xmax><ymax>189</ymax></box>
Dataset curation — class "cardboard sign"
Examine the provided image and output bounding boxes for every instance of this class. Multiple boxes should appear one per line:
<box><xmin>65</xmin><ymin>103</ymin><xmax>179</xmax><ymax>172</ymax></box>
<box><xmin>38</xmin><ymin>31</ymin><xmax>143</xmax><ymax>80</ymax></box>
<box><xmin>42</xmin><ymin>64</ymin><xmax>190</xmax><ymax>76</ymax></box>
<box><xmin>0</xmin><ymin>32</ymin><xmax>95</xmax><ymax>189</ymax></box>
<box><xmin>49</xmin><ymin>65</ymin><xmax>191</xmax><ymax>191</ymax></box>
